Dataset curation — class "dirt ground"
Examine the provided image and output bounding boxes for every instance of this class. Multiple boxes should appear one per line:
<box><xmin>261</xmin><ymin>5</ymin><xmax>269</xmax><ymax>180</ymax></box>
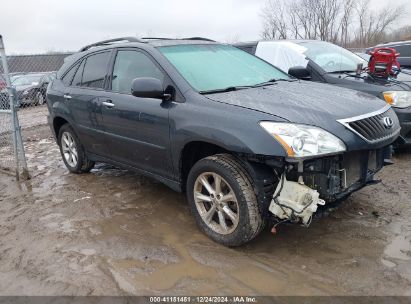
<box><xmin>0</xmin><ymin>123</ymin><xmax>410</xmax><ymax>296</ymax></box>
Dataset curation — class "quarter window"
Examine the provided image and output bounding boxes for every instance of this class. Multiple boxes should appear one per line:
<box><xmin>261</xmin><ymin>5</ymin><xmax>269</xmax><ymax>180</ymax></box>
<box><xmin>82</xmin><ymin>52</ymin><xmax>111</xmax><ymax>89</ymax></box>
<box><xmin>112</xmin><ymin>50</ymin><xmax>164</xmax><ymax>94</ymax></box>
<box><xmin>62</xmin><ymin>62</ymin><xmax>79</xmax><ymax>86</ymax></box>
<box><xmin>72</xmin><ymin>60</ymin><xmax>85</xmax><ymax>87</ymax></box>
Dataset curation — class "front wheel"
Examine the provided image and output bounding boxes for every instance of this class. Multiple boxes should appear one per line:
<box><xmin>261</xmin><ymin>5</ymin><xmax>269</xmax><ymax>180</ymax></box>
<box><xmin>187</xmin><ymin>154</ymin><xmax>264</xmax><ymax>247</ymax></box>
<box><xmin>58</xmin><ymin>124</ymin><xmax>95</xmax><ymax>173</ymax></box>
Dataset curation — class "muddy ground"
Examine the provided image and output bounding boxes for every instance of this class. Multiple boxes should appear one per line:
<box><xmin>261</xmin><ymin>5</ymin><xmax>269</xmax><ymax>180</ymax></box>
<box><xmin>0</xmin><ymin>122</ymin><xmax>410</xmax><ymax>296</ymax></box>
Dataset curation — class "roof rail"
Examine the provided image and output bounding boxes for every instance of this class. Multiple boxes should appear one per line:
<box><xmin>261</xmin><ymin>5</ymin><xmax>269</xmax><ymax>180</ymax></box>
<box><xmin>141</xmin><ymin>37</ymin><xmax>175</xmax><ymax>40</ymax></box>
<box><xmin>141</xmin><ymin>37</ymin><xmax>216</xmax><ymax>42</ymax></box>
<box><xmin>183</xmin><ymin>37</ymin><xmax>216</xmax><ymax>42</ymax></box>
<box><xmin>79</xmin><ymin>37</ymin><xmax>145</xmax><ymax>52</ymax></box>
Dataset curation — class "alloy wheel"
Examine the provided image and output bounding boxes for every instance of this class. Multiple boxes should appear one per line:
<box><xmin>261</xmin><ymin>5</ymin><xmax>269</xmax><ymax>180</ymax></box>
<box><xmin>193</xmin><ymin>172</ymin><xmax>240</xmax><ymax>235</ymax></box>
<box><xmin>61</xmin><ymin>132</ymin><xmax>78</xmax><ymax>167</ymax></box>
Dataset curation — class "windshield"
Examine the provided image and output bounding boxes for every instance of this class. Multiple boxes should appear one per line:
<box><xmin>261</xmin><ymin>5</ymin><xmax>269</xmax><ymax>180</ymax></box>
<box><xmin>12</xmin><ymin>75</ymin><xmax>42</xmax><ymax>86</ymax></box>
<box><xmin>158</xmin><ymin>44</ymin><xmax>289</xmax><ymax>92</ymax></box>
<box><xmin>300</xmin><ymin>41</ymin><xmax>367</xmax><ymax>73</ymax></box>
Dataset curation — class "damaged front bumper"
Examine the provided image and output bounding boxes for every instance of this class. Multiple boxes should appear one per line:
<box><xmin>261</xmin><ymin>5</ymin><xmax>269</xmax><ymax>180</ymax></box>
<box><xmin>268</xmin><ymin>146</ymin><xmax>392</xmax><ymax>226</ymax></box>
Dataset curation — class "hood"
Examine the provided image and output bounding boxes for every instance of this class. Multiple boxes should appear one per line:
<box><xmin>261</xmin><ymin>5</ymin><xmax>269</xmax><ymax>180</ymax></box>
<box><xmin>205</xmin><ymin>81</ymin><xmax>387</xmax><ymax>131</ymax></box>
<box><xmin>15</xmin><ymin>84</ymin><xmax>36</xmax><ymax>91</ymax></box>
<box><xmin>327</xmin><ymin>71</ymin><xmax>411</xmax><ymax>91</ymax></box>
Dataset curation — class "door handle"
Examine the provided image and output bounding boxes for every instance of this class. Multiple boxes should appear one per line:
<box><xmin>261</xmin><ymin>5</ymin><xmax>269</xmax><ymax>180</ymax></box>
<box><xmin>102</xmin><ymin>100</ymin><xmax>115</xmax><ymax>108</ymax></box>
<box><xmin>63</xmin><ymin>94</ymin><xmax>72</xmax><ymax>100</ymax></box>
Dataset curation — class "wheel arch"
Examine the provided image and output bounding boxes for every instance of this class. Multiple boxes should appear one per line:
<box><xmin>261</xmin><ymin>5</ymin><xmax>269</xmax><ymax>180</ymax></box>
<box><xmin>179</xmin><ymin>141</ymin><xmax>229</xmax><ymax>191</ymax></box>
<box><xmin>53</xmin><ymin>116</ymin><xmax>70</xmax><ymax>138</ymax></box>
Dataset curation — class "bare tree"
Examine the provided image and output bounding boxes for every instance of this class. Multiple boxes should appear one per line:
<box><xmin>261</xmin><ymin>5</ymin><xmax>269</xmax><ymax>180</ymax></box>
<box><xmin>260</xmin><ymin>0</ymin><xmax>405</xmax><ymax>47</ymax></box>
<box><xmin>339</xmin><ymin>0</ymin><xmax>354</xmax><ymax>46</ymax></box>
<box><xmin>354</xmin><ymin>0</ymin><xmax>405</xmax><ymax>47</ymax></box>
<box><xmin>260</xmin><ymin>0</ymin><xmax>289</xmax><ymax>39</ymax></box>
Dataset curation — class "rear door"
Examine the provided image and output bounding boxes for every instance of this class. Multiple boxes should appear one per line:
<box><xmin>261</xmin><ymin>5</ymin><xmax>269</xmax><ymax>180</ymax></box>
<box><xmin>64</xmin><ymin>50</ymin><xmax>112</xmax><ymax>157</ymax></box>
<box><xmin>99</xmin><ymin>48</ymin><xmax>173</xmax><ymax>178</ymax></box>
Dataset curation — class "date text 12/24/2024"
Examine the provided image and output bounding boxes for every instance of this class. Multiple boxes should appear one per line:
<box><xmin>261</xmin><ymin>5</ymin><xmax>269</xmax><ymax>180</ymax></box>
<box><xmin>149</xmin><ymin>297</ymin><xmax>258</xmax><ymax>303</ymax></box>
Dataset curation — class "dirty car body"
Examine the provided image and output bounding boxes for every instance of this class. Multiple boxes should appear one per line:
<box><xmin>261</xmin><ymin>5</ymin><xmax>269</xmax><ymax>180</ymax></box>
<box><xmin>47</xmin><ymin>38</ymin><xmax>400</xmax><ymax>246</ymax></box>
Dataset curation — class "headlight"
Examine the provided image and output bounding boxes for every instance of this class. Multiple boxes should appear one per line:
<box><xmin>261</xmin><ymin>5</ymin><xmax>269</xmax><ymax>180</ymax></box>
<box><xmin>260</xmin><ymin>122</ymin><xmax>346</xmax><ymax>158</ymax></box>
<box><xmin>383</xmin><ymin>91</ymin><xmax>411</xmax><ymax>108</ymax></box>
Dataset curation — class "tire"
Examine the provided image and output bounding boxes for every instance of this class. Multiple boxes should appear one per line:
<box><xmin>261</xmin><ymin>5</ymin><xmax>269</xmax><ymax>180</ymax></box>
<box><xmin>186</xmin><ymin>153</ymin><xmax>264</xmax><ymax>247</ymax></box>
<box><xmin>36</xmin><ymin>92</ymin><xmax>45</xmax><ymax>105</ymax></box>
<box><xmin>58</xmin><ymin>124</ymin><xmax>95</xmax><ymax>173</ymax></box>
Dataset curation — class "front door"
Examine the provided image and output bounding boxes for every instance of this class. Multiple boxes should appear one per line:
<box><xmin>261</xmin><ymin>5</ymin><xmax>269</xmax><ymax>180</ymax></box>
<box><xmin>100</xmin><ymin>49</ymin><xmax>172</xmax><ymax>178</ymax></box>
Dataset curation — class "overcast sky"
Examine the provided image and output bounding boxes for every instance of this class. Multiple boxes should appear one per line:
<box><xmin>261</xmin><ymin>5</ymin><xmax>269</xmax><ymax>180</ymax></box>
<box><xmin>1</xmin><ymin>0</ymin><xmax>410</xmax><ymax>54</ymax></box>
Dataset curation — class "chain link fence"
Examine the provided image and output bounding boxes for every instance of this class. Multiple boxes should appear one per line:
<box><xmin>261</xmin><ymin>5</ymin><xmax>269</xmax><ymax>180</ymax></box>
<box><xmin>2</xmin><ymin>52</ymin><xmax>72</xmax><ymax>129</ymax></box>
<box><xmin>0</xmin><ymin>36</ymin><xmax>72</xmax><ymax>179</ymax></box>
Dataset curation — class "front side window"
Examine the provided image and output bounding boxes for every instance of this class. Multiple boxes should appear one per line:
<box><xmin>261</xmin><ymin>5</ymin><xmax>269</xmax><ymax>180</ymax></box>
<box><xmin>158</xmin><ymin>44</ymin><xmax>289</xmax><ymax>92</ymax></box>
<box><xmin>111</xmin><ymin>50</ymin><xmax>164</xmax><ymax>94</ymax></box>
<box><xmin>82</xmin><ymin>52</ymin><xmax>111</xmax><ymax>89</ymax></box>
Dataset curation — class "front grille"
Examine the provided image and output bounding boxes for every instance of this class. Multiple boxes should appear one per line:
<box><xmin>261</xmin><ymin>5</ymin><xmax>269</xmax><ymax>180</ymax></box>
<box><xmin>338</xmin><ymin>105</ymin><xmax>400</xmax><ymax>143</ymax></box>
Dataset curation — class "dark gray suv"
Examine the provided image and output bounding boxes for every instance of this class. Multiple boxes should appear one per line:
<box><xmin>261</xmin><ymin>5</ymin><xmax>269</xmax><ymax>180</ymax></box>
<box><xmin>47</xmin><ymin>37</ymin><xmax>400</xmax><ymax>246</ymax></box>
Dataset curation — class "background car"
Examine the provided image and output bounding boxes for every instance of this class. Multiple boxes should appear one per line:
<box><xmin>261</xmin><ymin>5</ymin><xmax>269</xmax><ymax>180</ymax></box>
<box><xmin>0</xmin><ymin>75</ymin><xmax>6</xmax><ymax>90</ymax></box>
<box><xmin>9</xmin><ymin>73</ymin><xmax>47</xmax><ymax>106</ymax></box>
<box><xmin>367</xmin><ymin>41</ymin><xmax>411</xmax><ymax>69</ymax></box>
<box><xmin>0</xmin><ymin>75</ymin><xmax>7</xmax><ymax>109</ymax></box>
<box><xmin>235</xmin><ymin>40</ymin><xmax>411</xmax><ymax>146</ymax></box>
<box><xmin>35</xmin><ymin>72</ymin><xmax>56</xmax><ymax>105</ymax></box>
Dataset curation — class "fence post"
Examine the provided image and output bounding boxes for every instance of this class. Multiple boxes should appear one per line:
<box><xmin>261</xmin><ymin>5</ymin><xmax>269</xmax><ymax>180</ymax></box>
<box><xmin>0</xmin><ymin>35</ymin><xmax>29</xmax><ymax>180</ymax></box>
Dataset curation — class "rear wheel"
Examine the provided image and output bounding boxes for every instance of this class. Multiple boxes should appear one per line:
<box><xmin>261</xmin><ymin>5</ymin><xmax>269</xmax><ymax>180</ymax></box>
<box><xmin>187</xmin><ymin>154</ymin><xmax>263</xmax><ymax>247</ymax></box>
<box><xmin>58</xmin><ymin>124</ymin><xmax>94</xmax><ymax>173</ymax></box>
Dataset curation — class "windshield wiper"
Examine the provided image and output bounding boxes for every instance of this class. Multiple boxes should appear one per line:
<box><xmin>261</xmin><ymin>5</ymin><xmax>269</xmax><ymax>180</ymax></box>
<box><xmin>199</xmin><ymin>86</ymin><xmax>247</xmax><ymax>94</ymax></box>
<box><xmin>251</xmin><ymin>79</ymin><xmax>277</xmax><ymax>87</ymax></box>
<box><xmin>326</xmin><ymin>70</ymin><xmax>357</xmax><ymax>74</ymax></box>
<box><xmin>199</xmin><ymin>78</ymin><xmax>293</xmax><ymax>94</ymax></box>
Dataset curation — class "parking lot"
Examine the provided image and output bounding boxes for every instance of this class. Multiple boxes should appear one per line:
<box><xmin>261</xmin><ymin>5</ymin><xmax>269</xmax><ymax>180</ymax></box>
<box><xmin>0</xmin><ymin>107</ymin><xmax>410</xmax><ymax>296</ymax></box>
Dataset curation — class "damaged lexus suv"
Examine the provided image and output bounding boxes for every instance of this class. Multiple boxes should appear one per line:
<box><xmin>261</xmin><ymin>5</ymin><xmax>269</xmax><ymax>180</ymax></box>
<box><xmin>47</xmin><ymin>37</ymin><xmax>400</xmax><ymax>246</ymax></box>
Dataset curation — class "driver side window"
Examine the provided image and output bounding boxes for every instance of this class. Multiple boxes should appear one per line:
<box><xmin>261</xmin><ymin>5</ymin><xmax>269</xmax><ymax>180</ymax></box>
<box><xmin>111</xmin><ymin>50</ymin><xmax>164</xmax><ymax>94</ymax></box>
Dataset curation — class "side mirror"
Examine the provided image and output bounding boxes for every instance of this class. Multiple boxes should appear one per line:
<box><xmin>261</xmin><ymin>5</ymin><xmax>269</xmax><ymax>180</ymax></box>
<box><xmin>288</xmin><ymin>66</ymin><xmax>311</xmax><ymax>80</ymax></box>
<box><xmin>131</xmin><ymin>77</ymin><xmax>165</xmax><ymax>99</ymax></box>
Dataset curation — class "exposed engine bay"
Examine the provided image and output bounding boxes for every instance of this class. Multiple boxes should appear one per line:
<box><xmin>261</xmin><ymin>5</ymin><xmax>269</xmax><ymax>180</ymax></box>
<box><xmin>268</xmin><ymin>146</ymin><xmax>391</xmax><ymax>226</ymax></box>
<box><xmin>269</xmin><ymin>174</ymin><xmax>325</xmax><ymax>226</ymax></box>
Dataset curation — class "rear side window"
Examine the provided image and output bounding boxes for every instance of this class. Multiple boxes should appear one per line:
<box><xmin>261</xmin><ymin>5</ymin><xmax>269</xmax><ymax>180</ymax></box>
<box><xmin>111</xmin><ymin>50</ymin><xmax>164</xmax><ymax>94</ymax></box>
<box><xmin>62</xmin><ymin>63</ymin><xmax>79</xmax><ymax>86</ymax></box>
<box><xmin>72</xmin><ymin>60</ymin><xmax>85</xmax><ymax>87</ymax></box>
<box><xmin>82</xmin><ymin>52</ymin><xmax>111</xmax><ymax>89</ymax></box>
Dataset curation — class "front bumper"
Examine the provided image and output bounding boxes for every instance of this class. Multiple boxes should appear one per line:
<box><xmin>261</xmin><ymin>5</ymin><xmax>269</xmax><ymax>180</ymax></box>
<box><xmin>285</xmin><ymin>146</ymin><xmax>391</xmax><ymax>202</ymax></box>
<box><xmin>394</xmin><ymin>107</ymin><xmax>411</xmax><ymax>145</ymax></box>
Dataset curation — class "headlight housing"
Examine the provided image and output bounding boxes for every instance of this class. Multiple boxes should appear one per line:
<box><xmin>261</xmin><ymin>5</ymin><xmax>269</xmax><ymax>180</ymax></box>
<box><xmin>260</xmin><ymin>122</ymin><xmax>346</xmax><ymax>158</ymax></box>
<box><xmin>383</xmin><ymin>91</ymin><xmax>411</xmax><ymax>108</ymax></box>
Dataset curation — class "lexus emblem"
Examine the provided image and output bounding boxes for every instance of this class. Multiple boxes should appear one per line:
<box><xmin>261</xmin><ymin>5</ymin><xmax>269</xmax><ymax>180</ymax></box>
<box><xmin>382</xmin><ymin>117</ymin><xmax>394</xmax><ymax>129</ymax></box>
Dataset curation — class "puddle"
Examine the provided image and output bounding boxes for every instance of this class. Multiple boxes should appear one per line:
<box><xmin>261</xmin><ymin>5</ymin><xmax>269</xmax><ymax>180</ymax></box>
<box><xmin>0</xmin><ymin>125</ymin><xmax>410</xmax><ymax>295</ymax></box>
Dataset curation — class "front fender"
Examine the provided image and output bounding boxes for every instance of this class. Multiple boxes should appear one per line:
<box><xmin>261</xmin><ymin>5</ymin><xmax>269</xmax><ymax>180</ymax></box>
<box><xmin>169</xmin><ymin>98</ymin><xmax>288</xmax><ymax>173</ymax></box>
